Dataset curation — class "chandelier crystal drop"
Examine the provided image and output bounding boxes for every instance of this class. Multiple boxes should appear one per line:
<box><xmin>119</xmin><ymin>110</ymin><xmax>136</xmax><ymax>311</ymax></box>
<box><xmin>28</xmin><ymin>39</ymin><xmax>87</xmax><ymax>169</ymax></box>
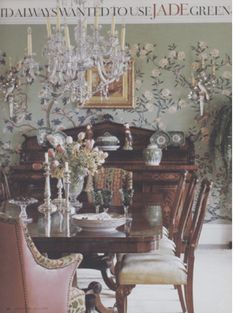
<box><xmin>19</xmin><ymin>0</ymin><xmax>130</xmax><ymax>107</ymax></box>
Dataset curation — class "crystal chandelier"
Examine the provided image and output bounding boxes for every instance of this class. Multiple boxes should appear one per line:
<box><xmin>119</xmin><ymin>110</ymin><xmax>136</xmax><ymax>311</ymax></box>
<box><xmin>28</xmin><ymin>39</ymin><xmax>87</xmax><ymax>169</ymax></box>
<box><xmin>21</xmin><ymin>0</ymin><xmax>130</xmax><ymax>107</ymax></box>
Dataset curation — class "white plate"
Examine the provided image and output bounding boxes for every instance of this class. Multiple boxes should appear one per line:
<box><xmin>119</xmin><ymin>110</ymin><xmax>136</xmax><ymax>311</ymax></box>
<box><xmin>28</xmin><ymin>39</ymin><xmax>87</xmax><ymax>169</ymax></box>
<box><xmin>97</xmin><ymin>145</ymin><xmax>120</xmax><ymax>151</ymax></box>
<box><xmin>72</xmin><ymin>213</ymin><xmax>126</xmax><ymax>232</ymax></box>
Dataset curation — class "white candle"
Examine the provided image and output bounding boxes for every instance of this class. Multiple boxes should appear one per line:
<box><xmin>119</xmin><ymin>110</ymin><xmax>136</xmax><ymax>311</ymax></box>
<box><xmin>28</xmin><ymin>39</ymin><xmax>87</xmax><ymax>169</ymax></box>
<box><xmin>111</xmin><ymin>16</ymin><xmax>116</xmax><ymax>36</ymax></box>
<box><xmin>121</xmin><ymin>25</ymin><xmax>126</xmax><ymax>50</ymax></box>
<box><xmin>94</xmin><ymin>7</ymin><xmax>100</xmax><ymax>30</ymax></box>
<box><xmin>64</xmin><ymin>25</ymin><xmax>71</xmax><ymax>49</ymax></box>
<box><xmin>45</xmin><ymin>152</ymin><xmax>49</xmax><ymax>163</ymax></box>
<box><xmin>27</xmin><ymin>27</ymin><xmax>32</xmax><ymax>56</ymax></box>
<box><xmin>47</xmin><ymin>17</ymin><xmax>52</xmax><ymax>38</ymax></box>
<box><xmin>65</xmin><ymin>162</ymin><xmax>69</xmax><ymax>172</ymax></box>
<box><xmin>56</xmin><ymin>6</ymin><xmax>61</xmax><ymax>32</ymax></box>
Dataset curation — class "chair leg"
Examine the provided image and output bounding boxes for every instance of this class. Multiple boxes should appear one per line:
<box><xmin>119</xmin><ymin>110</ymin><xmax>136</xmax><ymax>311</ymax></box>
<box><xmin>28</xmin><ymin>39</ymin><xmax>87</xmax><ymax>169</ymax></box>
<box><xmin>176</xmin><ymin>285</ymin><xmax>187</xmax><ymax>313</ymax></box>
<box><xmin>116</xmin><ymin>285</ymin><xmax>135</xmax><ymax>313</ymax></box>
<box><xmin>185</xmin><ymin>258</ymin><xmax>195</xmax><ymax>313</ymax></box>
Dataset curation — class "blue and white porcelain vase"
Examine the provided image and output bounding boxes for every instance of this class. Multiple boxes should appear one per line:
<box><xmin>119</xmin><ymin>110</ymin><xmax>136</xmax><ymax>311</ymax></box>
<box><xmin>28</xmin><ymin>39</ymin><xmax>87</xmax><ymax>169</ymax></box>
<box><xmin>143</xmin><ymin>144</ymin><xmax>162</xmax><ymax>166</ymax></box>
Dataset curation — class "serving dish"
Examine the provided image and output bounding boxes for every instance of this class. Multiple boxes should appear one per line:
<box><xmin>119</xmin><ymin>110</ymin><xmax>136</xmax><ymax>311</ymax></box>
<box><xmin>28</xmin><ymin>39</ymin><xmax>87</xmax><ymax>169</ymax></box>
<box><xmin>72</xmin><ymin>213</ymin><xmax>126</xmax><ymax>232</ymax></box>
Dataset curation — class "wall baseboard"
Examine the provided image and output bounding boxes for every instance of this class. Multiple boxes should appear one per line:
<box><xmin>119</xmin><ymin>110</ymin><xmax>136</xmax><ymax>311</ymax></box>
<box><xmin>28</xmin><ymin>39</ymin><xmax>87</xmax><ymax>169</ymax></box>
<box><xmin>199</xmin><ymin>224</ymin><xmax>232</xmax><ymax>245</ymax></box>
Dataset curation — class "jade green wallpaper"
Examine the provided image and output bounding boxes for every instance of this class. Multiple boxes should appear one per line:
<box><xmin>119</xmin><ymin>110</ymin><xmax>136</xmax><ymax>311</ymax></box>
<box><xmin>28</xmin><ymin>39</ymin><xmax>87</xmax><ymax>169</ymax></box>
<box><xmin>0</xmin><ymin>23</ymin><xmax>232</xmax><ymax>223</ymax></box>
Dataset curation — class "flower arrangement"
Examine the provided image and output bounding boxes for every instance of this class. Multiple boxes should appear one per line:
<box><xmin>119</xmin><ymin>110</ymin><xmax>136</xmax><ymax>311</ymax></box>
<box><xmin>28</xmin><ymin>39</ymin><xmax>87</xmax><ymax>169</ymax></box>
<box><xmin>47</xmin><ymin>131</ymin><xmax>108</xmax><ymax>186</ymax></box>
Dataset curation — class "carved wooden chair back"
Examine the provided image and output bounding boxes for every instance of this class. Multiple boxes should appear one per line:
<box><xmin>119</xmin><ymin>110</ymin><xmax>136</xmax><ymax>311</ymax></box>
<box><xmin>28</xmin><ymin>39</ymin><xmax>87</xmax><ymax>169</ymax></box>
<box><xmin>185</xmin><ymin>178</ymin><xmax>212</xmax><ymax>259</ymax></box>
<box><xmin>168</xmin><ymin>171</ymin><xmax>188</xmax><ymax>239</ymax></box>
<box><xmin>174</xmin><ymin>173</ymin><xmax>199</xmax><ymax>257</ymax></box>
<box><xmin>0</xmin><ymin>168</ymin><xmax>11</xmax><ymax>202</ymax></box>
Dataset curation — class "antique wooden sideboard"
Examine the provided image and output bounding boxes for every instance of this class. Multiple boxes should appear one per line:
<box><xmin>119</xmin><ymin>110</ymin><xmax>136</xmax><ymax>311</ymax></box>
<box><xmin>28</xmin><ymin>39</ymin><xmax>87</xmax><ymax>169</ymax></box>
<box><xmin>10</xmin><ymin>121</ymin><xmax>197</xmax><ymax>225</ymax></box>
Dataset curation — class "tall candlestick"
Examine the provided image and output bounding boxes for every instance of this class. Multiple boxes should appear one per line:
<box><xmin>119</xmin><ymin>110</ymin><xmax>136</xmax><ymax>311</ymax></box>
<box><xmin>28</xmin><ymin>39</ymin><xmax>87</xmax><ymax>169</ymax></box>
<box><xmin>65</xmin><ymin>162</ymin><xmax>69</xmax><ymax>172</ymax></box>
<box><xmin>64</xmin><ymin>25</ymin><xmax>71</xmax><ymax>49</ymax></box>
<box><xmin>45</xmin><ymin>152</ymin><xmax>49</xmax><ymax>163</ymax></box>
<box><xmin>111</xmin><ymin>16</ymin><xmax>116</xmax><ymax>36</ymax></box>
<box><xmin>121</xmin><ymin>25</ymin><xmax>126</xmax><ymax>50</ymax></box>
<box><xmin>47</xmin><ymin>17</ymin><xmax>52</xmax><ymax>38</ymax></box>
<box><xmin>27</xmin><ymin>27</ymin><xmax>32</xmax><ymax>56</ymax></box>
<box><xmin>94</xmin><ymin>7</ymin><xmax>100</xmax><ymax>30</ymax></box>
<box><xmin>56</xmin><ymin>6</ymin><xmax>61</xmax><ymax>32</ymax></box>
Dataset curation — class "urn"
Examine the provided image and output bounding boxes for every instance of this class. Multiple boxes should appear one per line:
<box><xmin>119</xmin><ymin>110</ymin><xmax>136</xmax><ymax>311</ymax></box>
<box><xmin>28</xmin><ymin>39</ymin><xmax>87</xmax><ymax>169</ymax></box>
<box><xmin>143</xmin><ymin>144</ymin><xmax>162</xmax><ymax>166</ymax></box>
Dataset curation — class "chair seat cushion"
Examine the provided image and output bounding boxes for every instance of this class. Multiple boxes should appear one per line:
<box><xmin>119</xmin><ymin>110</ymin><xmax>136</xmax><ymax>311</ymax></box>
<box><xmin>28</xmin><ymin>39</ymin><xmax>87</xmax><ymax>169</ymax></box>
<box><xmin>119</xmin><ymin>255</ymin><xmax>187</xmax><ymax>285</ymax></box>
<box><xmin>69</xmin><ymin>287</ymin><xmax>86</xmax><ymax>313</ymax></box>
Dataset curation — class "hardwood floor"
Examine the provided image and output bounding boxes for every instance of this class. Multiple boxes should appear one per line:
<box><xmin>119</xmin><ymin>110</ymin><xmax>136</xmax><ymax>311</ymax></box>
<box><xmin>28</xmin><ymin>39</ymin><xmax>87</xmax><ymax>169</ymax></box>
<box><xmin>77</xmin><ymin>249</ymin><xmax>232</xmax><ymax>313</ymax></box>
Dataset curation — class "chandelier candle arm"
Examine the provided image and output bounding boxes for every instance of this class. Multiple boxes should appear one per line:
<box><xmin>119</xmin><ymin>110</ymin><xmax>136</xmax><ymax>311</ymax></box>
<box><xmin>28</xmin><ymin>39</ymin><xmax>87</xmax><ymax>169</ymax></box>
<box><xmin>121</xmin><ymin>25</ymin><xmax>126</xmax><ymax>50</ymax></box>
<box><xmin>27</xmin><ymin>27</ymin><xmax>32</xmax><ymax>56</ymax></box>
<box><xmin>47</xmin><ymin>17</ymin><xmax>52</xmax><ymax>38</ymax></box>
<box><xmin>56</xmin><ymin>6</ymin><xmax>61</xmax><ymax>32</ymax></box>
<box><xmin>111</xmin><ymin>16</ymin><xmax>116</xmax><ymax>36</ymax></box>
<box><xmin>64</xmin><ymin>25</ymin><xmax>71</xmax><ymax>50</ymax></box>
<box><xmin>94</xmin><ymin>7</ymin><xmax>100</xmax><ymax>31</ymax></box>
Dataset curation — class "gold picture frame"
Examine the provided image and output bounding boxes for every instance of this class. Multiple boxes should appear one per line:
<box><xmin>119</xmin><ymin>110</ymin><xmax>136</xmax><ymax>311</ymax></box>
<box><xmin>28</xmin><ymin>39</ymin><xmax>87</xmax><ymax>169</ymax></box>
<box><xmin>84</xmin><ymin>60</ymin><xmax>135</xmax><ymax>109</ymax></box>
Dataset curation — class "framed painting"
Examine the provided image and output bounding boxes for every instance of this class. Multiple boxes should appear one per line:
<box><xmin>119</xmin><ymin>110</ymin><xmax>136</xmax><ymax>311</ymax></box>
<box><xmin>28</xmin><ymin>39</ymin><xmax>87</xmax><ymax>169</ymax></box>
<box><xmin>83</xmin><ymin>59</ymin><xmax>135</xmax><ymax>109</ymax></box>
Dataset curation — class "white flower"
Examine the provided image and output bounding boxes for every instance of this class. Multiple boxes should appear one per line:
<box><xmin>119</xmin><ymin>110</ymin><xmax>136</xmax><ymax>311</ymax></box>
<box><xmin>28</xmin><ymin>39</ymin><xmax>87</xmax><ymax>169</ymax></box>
<box><xmin>145</xmin><ymin>43</ymin><xmax>154</xmax><ymax>51</ymax></box>
<box><xmin>77</xmin><ymin>132</ymin><xmax>86</xmax><ymax>141</ymax></box>
<box><xmin>178</xmin><ymin>99</ymin><xmax>188</xmax><ymax>108</ymax></box>
<box><xmin>93</xmin><ymin>147</ymin><xmax>99</xmax><ymax>152</ymax></box>
<box><xmin>135</xmin><ymin>79</ymin><xmax>142</xmax><ymax>89</ymax></box>
<box><xmin>177</xmin><ymin>51</ymin><xmax>186</xmax><ymax>61</ymax></box>
<box><xmin>159</xmin><ymin>58</ymin><xmax>168</xmax><ymax>68</ymax></box>
<box><xmin>51</xmin><ymin>160</ymin><xmax>60</xmax><ymax>168</ymax></box>
<box><xmin>140</xmin><ymin>49</ymin><xmax>147</xmax><ymax>59</ymax></box>
<box><xmin>210</xmin><ymin>48</ymin><xmax>220</xmax><ymax>58</ymax></box>
<box><xmin>199</xmin><ymin>52</ymin><xmax>208</xmax><ymax>60</ymax></box>
<box><xmin>66</xmin><ymin>136</ymin><xmax>73</xmax><ymax>144</ymax></box>
<box><xmin>2</xmin><ymin>142</ymin><xmax>10</xmax><ymax>150</ymax></box>
<box><xmin>146</xmin><ymin>102</ymin><xmax>154</xmax><ymax>111</ymax></box>
<box><xmin>222</xmin><ymin>71</ymin><xmax>232</xmax><ymax>80</ymax></box>
<box><xmin>168</xmin><ymin>50</ymin><xmax>177</xmax><ymax>59</ymax></box>
<box><xmin>198</xmin><ymin>41</ymin><xmax>208</xmax><ymax>49</ymax></box>
<box><xmin>152</xmin><ymin>68</ymin><xmax>161</xmax><ymax>77</ymax></box>
<box><xmin>74</xmin><ymin>143</ymin><xmax>81</xmax><ymax>151</ymax></box>
<box><xmin>168</xmin><ymin>105</ymin><xmax>177</xmax><ymax>113</ymax></box>
<box><xmin>144</xmin><ymin>90</ymin><xmax>154</xmax><ymax>101</ymax></box>
<box><xmin>130</xmin><ymin>44</ymin><xmax>139</xmax><ymax>56</ymax></box>
<box><xmin>161</xmin><ymin>89</ymin><xmax>171</xmax><ymax>98</ymax></box>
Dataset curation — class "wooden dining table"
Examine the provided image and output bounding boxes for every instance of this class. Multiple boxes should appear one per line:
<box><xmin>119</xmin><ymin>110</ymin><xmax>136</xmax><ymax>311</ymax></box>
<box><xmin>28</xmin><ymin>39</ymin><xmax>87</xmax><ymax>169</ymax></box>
<box><xmin>1</xmin><ymin>193</ymin><xmax>162</xmax><ymax>255</ymax></box>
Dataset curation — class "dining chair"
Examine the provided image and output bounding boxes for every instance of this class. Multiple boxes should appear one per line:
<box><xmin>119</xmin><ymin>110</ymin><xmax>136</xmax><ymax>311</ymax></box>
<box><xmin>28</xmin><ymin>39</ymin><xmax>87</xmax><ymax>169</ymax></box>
<box><xmin>0</xmin><ymin>213</ymin><xmax>86</xmax><ymax>313</ymax></box>
<box><xmin>0</xmin><ymin>167</ymin><xmax>11</xmax><ymax>203</ymax></box>
<box><xmin>81</xmin><ymin>167</ymin><xmax>133</xmax><ymax>291</ymax></box>
<box><xmin>115</xmin><ymin>178</ymin><xmax>212</xmax><ymax>313</ymax></box>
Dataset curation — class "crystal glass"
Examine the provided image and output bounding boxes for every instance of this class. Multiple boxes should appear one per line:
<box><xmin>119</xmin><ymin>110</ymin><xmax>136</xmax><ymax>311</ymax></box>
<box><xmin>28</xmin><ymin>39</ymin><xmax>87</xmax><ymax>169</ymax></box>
<box><xmin>9</xmin><ymin>197</ymin><xmax>38</xmax><ymax>223</ymax></box>
<box><xmin>100</xmin><ymin>189</ymin><xmax>113</xmax><ymax>213</ymax></box>
<box><xmin>119</xmin><ymin>189</ymin><xmax>134</xmax><ymax>217</ymax></box>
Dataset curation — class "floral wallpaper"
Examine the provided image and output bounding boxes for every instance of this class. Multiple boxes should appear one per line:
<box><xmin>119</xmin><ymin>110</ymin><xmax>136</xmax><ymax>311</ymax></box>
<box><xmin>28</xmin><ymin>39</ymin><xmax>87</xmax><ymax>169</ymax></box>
<box><xmin>0</xmin><ymin>24</ymin><xmax>232</xmax><ymax>223</ymax></box>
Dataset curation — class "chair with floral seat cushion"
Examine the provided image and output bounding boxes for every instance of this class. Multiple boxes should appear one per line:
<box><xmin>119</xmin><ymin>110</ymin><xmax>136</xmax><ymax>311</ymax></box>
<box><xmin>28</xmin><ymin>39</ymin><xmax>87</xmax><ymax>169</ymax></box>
<box><xmin>0</xmin><ymin>213</ymin><xmax>86</xmax><ymax>313</ymax></box>
<box><xmin>116</xmin><ymin>179</ymin><xmax>212</xmax><ymax>313</ymax></box>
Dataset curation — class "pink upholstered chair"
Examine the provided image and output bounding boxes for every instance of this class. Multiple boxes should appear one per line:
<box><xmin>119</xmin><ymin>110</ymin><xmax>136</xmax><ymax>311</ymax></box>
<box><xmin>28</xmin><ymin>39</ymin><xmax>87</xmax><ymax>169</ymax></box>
<box><xmin>0</xmin><ymin>213</ymin><xmax>86</xmax><ymax>313</ymax></box>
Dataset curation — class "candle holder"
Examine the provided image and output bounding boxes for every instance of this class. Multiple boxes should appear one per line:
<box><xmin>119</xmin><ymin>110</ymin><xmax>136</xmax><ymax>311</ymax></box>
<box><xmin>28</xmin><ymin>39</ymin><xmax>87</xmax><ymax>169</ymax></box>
<box><xmin>52</xmin><ymin>178</ymin><xmax>67</xmax><ymax>212</ymax></box>
<box><xmin>63</xmin><ymin>164</ymin><xmax>74</xmax><ymax>215</ymax></box>
<box><xmin>38</xmin><ymin>160</ymin><xmax>57</xmax><ymax>217</ymax></box>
